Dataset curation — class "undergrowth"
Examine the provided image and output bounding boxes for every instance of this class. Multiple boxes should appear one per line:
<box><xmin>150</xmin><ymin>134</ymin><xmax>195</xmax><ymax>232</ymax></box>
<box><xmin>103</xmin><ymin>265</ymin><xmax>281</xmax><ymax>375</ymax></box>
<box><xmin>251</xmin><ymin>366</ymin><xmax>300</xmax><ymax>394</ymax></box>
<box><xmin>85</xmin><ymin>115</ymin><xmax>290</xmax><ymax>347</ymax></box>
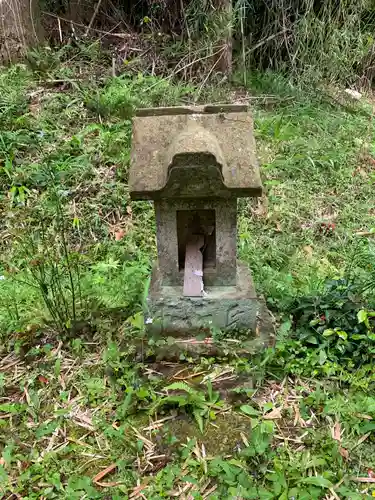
<box><xmin>44</xmin><ymin>0</ymin><xmax>375</xmax><ymax>87</ymax></box>
<box><xmin>0</xmin><ymin>46</ymin><xmax>375</xmax><ymax>498</ymax></box>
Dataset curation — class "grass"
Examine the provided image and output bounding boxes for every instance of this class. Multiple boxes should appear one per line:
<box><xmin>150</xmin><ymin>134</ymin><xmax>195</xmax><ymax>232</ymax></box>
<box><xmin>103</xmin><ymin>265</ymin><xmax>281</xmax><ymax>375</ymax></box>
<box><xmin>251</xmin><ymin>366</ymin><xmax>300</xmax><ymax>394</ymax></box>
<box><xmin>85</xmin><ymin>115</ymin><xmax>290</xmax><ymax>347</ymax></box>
<box><xmin>1</xmin><ymin>46</ymin><xmax>375</xmax><ymax>498</ymax></box>
<box><xmin>239</xmin><ymin>73</ymin><xmax>375</xmax><ymax>309</ymax></box>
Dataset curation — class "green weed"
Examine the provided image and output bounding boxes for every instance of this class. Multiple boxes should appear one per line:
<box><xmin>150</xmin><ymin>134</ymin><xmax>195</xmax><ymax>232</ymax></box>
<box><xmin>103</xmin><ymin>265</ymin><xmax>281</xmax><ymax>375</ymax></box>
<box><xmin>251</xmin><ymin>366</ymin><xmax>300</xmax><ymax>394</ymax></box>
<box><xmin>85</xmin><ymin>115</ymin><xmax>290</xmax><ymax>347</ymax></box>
<box><xmin>152</xmin><ymin>381</ymin><xmax>224</xmax><ymax>433</ymax></box>
<box><xmin>0</xmin><ymin>47</ymin><xmax>375</xmax><ymax>499</ymax></box>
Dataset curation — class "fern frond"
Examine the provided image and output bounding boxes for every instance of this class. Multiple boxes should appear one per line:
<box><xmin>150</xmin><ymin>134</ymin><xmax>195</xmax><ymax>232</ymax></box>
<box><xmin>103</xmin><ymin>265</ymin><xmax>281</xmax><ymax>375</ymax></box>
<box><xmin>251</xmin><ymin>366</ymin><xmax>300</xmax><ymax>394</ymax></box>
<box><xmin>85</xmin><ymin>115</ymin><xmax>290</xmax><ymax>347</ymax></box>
<box><xmin>193</xmin><ymin>408</ymin><xmax>204</xmax><ymax>433</ymax></box>
<box><xmin>162</xmin><ymin>395</ymin><xmax>188</xmax><ymax>407</ymax></box>
<box><xmin>165</xmin><ymin>381</ymin><xmax>198</xmax><ymax>395</ymax></box>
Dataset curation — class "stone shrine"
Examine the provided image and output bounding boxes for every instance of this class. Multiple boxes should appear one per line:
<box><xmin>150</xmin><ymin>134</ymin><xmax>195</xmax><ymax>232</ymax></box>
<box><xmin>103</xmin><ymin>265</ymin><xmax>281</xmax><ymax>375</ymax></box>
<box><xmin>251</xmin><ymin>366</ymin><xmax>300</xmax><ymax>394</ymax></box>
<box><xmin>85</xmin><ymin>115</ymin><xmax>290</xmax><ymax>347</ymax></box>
<box><xmin>129</xmin><ymin>105</ymin><xmax>273</xmax><ymax>345</ymax></box>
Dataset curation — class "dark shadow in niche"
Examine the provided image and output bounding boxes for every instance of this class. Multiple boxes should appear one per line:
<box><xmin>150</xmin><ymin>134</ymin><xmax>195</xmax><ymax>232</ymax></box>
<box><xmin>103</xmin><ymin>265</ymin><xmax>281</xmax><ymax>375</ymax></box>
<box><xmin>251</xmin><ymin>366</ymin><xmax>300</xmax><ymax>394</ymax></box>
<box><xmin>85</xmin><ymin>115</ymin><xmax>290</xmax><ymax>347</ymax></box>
<box><xmin>177</xmin><ymin>209</ymin><xmax>216</xmax><ymax>271</ymax></box>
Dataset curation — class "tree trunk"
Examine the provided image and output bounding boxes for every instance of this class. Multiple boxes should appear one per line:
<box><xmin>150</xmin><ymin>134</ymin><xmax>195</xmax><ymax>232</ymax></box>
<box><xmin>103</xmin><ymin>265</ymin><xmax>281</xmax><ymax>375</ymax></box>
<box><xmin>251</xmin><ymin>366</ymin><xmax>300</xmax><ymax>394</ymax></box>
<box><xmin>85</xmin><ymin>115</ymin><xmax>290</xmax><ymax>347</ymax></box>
<box><xmin>214</xmin><ymin>0</ymin><xmax>232</xmax><ymax>76</ymax></box>
<box><xmin>0</xmin><ymin>0</ymin><xmax>44</xmax><ymax>64</ymax></box>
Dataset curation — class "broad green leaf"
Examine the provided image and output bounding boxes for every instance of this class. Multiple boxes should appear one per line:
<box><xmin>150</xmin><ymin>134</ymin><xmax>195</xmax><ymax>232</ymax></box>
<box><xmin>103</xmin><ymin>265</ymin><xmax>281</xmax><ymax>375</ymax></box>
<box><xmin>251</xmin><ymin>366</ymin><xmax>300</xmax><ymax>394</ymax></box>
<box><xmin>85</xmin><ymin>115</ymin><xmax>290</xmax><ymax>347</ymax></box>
<box><xmin>129</xmin><ymin>312</ymin><xmax>144</xmax><ymax>330</ymax></box>
<box><xmin>263</xmin><ymin>402</ymin><xmax>273</xmax><ymax>412</ymax></box>
<box><xmin>251</xmin><ymin>418</ymin><xmax>259</xmax><ymax>429</ymax></box>
<box><xmin>261</xmin><ymin>420</ymin><xmax>275</xmax><ymax>434</ymax></box>
<box><xmin>193</xmin><ymin>408</ymin><xmax>204</xmax><ymax>433</ymax></box>
<box><xmin>336</xmin><ymin>330</ymin><xmax>348</xmax><ymax>340</ymax></box>
<box><xmin>35</xmin><ymin>420</ymin><xmax>60</xmax><ymax>439</ymax></box>
<box><xmin>0</xmin><ymin>465</ymin><xmax>9</xmax><ymax>486</ymax></box>
<box><xmin>54</xmin><ymin>408</ymin><xmax>70</xmax><ymax>416</ymax></box>
<box><xmin>54</xmin><ymin>358</ymin><xmax>61</xmax><ymax>377</ymax></box>
<box><xmin>319</xmin><ymin>349</ymin><xmax>327</xmax><ymax>365</ymax></box>
<box><xmin>278</xmin><ymin>319</ymin><xmax>292</xmax><ymax>336</ymax></box>
<box><xmin>240</xmin><ymin>405</ymin><xmax>260</xmax><ymax>416</ymax></box>
<box><xmin>220</xmin><ymin>460</ymin><xmax>240</xmax><ymax>478</ymax></box>
<box><xmin>358</xmin><ymin>309</ymin><xmax>368</xmax><ymax>323</ymax></box>
<box><xmin>181</xmin><ymin>475</ymin><xmax>198</xmax><ymax>485</ymax></box>
<box><xmin>359</xmin><ymin>421</ymin><xmax>375</xmax><ymax>433</ymax></box>
<box><xmin>258</xmin><ymin>488</ymin><xmax>275</xmax><ymax>499</ymax></box>
<box><xmin>305</xmin><ymin>458</ymin><xmax>327</xmax><ymax>468</ymax></box>
<box><xmin>228</xmin><ymin>458</ymin><xmax>246</xmax><ymax>469</ymax></box>
<box><xmin>306</xmin><ymin>335</ymin><xmax>319</xmax><ymax>344</ymax></box>
<box><xmin>2</xmin><ymin>444</ymin><xmax>14</xmax><ymax>465</ymax></box>
<box><xmin>337</xmin><ymin>487</ymin><xmax>363</xmax><ymax>500</ymax></box>
<box><xmin>299</xmin><ymin>476</ymin><xmax>333</xmax><ymax>488</ymax></box>
<box><xmin>0</xmin><ymin>403</ymin><xmax>26</xmax><ymax>414</ymax></box>
<box><xmin>310</xmin><ymin>319</ymin><xmax>320</xmax><ymax>326</ymax></box>
<box><xmin>165</xmin><ymin>382</ymin><xmax>196</xmax><ymax>394</ymax></box>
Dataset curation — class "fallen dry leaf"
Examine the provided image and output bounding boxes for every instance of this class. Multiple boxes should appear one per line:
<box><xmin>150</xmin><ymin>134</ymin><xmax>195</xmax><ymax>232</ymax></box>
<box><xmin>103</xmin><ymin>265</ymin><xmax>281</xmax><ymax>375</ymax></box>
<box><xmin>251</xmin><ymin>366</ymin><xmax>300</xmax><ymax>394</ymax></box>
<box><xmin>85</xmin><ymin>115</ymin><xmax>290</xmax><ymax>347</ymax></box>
<box><xmin>350</xmin><ymin>477</ymin><xmax>375</xmax><ymax>483</ymax></box>
<box><xmin>130</xmin><ymin>483</ymin><xmax>148</xmax><ymax>499</ymax></box>
<box><xmin>24</xmin><ymin>386</ymin><xmax>31</xmax><ymax>405</ymax></box>
<box><xmin>303</xmin><ymin>245</ymin><xmax>313</xmax><ymax>259</ymax></box>
<box><xmin>339</xmin><ymin>446</ymin><xmax>349</xmax><ymax>460</ymax></box>
<box><xmin>275</xmin><ymin>222</ymin><xmax>282</xmax><ymax>232</ymax></box>
<box><xmin>355</xmin><ymin>231</ymin><xmax>375</xmax><ymax>237</ymax></box>
<box><xmin>264</xmin><ymin>408</ymin><xmax>282</xmax><ymax>420</ymax></box>
<box><xmin>70</xmin><ymin>408</ymin><xmax>95</xmax><ymax>431</ymax></box>
<box><xmin>202</xmin><ymin>484</ymin><xmax>218</xmax><ymax>499</ymax></box>
<box><xmin>173</xmin><ymin>370</ymin><xmax>207</xmax><ymax>381</ymax></box>
<box><xmin>293</xmin><ymin>404</ymin><xmax>307</xmax><ymax>427</ymax></box>
<box><xmin>332</xmin><ymin>422</ymin><xmax>341</xmax><ymax>442</ymax></box>
<box><xmin>318</xmin><ymin>222</ymin><xmax>336</xmax><ymax>235</ymax></box>
<box><xmin>95</xmin><ymin>480</ymin><xmax>123</xmax><ymax>487</ymax></box>
<box><xmin>355</xmin><ymin>432</ymin><xmax>371</xmax><ymax>448</ymax></box>
<box><xmin>368</xmin><ymin>468</ymin><xmax>375</xmax><ymax>478</ymax></box>
<box><xmin>93</xmin><ymin>463</ymin><xmax>117</xmax><ymax>485</ymax></box>
<box><xmin>328</xmin><ymin>487</ymin><xmax>341</xmax><ymax>500</ymax></box>
<box><xmin>354</xmin><ymin>413</ymin><xmax>372</xmax><ymax>420</ymax></box>
<box><xmin>250</xmin><ymin>196</ymin><xmax>268</xmax><ymax>218</ymax></box>
<box><xmin>353</xmin><ymin>166</ymin><xmax>368</xmax><ymax>178</ymax></box>
<box><xmin>114</xmin><ymin>229</ymin><xmax>126</xmax><ymax>241</ymax></box>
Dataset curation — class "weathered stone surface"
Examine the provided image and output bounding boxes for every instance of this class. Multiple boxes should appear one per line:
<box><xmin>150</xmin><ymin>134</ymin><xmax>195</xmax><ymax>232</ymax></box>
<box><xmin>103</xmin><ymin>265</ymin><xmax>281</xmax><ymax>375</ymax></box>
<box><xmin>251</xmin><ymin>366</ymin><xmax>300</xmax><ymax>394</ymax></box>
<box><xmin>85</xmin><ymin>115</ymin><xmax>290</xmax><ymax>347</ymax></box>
<box><xmin>135</xmin><ymin>104</ymin><xmax>250</xmax><ymax>116</ymax></box>
<box><xmin>128</xmin><ymin>105</ymin><xmax>273</xmax><ymax>351</ymax></box>
<box><xmin>129</xmin><ymin>108</ymin><xmax>262</xmax><ymax>200</ymax></box>
<box><xmin>144</xmin><ymin>262</ymin><xmax>274</xmax><ymax>345</ymax></box>
<box><xmin>155</xmin><ymin>199</ymin><xmax>237</xmax><ymax>287</ymax></box>
<box><xmin>150</xmin><ymin>337</ymin><xmax>273</xmax><ymax>360</ymax></box>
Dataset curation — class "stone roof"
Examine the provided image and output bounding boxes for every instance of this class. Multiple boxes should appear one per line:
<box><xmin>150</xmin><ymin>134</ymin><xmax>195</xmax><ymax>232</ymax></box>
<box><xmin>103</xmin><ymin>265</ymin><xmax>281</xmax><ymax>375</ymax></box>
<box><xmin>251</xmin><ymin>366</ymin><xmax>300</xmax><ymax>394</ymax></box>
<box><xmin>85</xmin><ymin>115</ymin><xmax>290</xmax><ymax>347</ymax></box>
<box><xmin>129</xmin><ymin>105</ymin><xmax>262</xmax><ymax>200</ymax></box>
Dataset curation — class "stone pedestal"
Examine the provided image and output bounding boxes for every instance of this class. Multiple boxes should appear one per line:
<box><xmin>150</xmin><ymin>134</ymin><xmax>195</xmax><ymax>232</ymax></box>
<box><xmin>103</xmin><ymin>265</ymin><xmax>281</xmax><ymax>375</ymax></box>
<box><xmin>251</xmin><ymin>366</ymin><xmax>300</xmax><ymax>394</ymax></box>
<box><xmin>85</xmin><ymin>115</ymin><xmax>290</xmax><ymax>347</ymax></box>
<box><xmin>144</xmin><ymin>261</ymin><xmax>274</xmax><ymax>345</ymax></box>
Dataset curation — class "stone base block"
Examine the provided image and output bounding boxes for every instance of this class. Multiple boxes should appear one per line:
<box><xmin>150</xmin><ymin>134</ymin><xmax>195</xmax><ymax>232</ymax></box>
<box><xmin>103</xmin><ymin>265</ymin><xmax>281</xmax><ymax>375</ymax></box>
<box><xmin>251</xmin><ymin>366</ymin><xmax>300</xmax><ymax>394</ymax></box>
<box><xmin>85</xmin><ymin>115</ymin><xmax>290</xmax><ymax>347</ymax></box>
<box><xmin>143</xmin><ymin>261</ymin><xmax>274</xmax><ymax>349</ymax></box>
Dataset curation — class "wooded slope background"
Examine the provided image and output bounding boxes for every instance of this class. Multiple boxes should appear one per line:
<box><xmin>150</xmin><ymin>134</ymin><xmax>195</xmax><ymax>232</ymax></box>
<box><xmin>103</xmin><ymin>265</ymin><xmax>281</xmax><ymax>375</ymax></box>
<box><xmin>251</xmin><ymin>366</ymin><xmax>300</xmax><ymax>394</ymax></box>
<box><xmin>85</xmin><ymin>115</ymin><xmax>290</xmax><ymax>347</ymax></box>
<box><xmin>1</xmin><ymin>0</ymin><xmax>375</xmax><ymax>85</ymax></box>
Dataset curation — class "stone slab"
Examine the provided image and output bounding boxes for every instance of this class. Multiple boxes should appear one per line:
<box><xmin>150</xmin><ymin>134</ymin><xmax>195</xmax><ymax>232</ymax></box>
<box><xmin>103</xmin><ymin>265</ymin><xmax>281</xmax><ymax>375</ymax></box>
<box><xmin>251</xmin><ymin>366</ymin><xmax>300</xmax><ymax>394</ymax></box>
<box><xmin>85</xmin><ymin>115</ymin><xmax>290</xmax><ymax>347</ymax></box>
<box><xmin>135</xmin><ymin>104</ymin><xmax>250</xmax><ymax>116</ymax></box>
<box><xmin>129</xmin><ymin>110</ymin><xmax>262</xmax><ymax>200</ymax></box>
<box><xmin>183</xmin><ymin>235</ymin><xmax>204</xmax><ymax>297</ymax></box>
